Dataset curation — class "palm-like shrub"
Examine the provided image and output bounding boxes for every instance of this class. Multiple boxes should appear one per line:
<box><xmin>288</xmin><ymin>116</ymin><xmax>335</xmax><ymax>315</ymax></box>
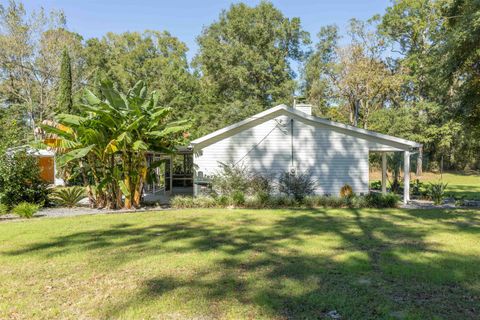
<box><xmin>428</xmin><ymin>181</ymin><xmax>448</xmax><ymax>205</ymax></box>
<box><xmin>50</xmin><ymin>186</ymin><xmax>86</xmax><ymax>207</ymax></box>
<box><xmin>12</xmin><ymin>202</ymin><xmax>39</xmax><ymax>219</ymax></box>
<box><xmin>0</xmin><ymin>203</ymin><xmax>8</xmax><ymax>215</ymax></box>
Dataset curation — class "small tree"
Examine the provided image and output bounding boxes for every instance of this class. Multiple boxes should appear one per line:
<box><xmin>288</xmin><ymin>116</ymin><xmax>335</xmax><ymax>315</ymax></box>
<box><xmin>278</xmin><ymin>171</ymin><xmax>315</xmax><ymax>201</ymax></box>
<box><xmin>0</xmin><ymin>151</ymin><xmax>50</xmax><ymax>208</ymax></box>
<box><xmin>210</xmin><ymin>162</ymin><xmax>251</xmax><ymax>195</ymax></box>
<box><xmin>57</xmin><ymin>48</ymin><xmax>73</xmax><ymax>113</ymax></box>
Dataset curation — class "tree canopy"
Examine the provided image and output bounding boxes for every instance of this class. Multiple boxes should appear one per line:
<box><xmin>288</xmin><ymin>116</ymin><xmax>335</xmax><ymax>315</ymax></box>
<box><xmin>0</xmin><ymin>0</ymin><xmax>478</xmax><ymax>171</ymax></box>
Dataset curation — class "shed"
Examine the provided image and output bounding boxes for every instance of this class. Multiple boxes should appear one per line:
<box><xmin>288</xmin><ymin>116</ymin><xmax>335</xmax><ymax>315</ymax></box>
<box><xmin>190</xmin><ymin>104</ymin><xmax>421</xmax><ymax>203</ymax></box>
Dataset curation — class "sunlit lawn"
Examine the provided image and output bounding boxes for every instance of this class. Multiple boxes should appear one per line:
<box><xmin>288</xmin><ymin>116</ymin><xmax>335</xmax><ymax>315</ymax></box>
<box><xmin>421</xmin><ymin>172</ymin><xmax>480</xmax><ymax>200</ymax></box>
<box><xmin>371</xmin><ymin>171</ymin><xmax>480</xmax><ymax>200</ymax></box>
<box><xmin>1</xmin><ymin>208</ymin><xmax>479</xmax><ymax>319</ymax></box>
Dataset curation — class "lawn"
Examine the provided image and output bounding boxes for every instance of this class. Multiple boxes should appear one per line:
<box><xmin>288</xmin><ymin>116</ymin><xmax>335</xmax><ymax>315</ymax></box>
<box><xmin>1</xmin><ymin>208</ymin><xmax>479</xmax><ymax>319</ymax></box>
<box><xmin>420</xmin><ymin>172</ymin><xmax>480</xmax><ymax>200</ymax></box>
<box><xmin>370</xmin><ymin>171</ymin><xmax>480</xmax><ymax>200</ymax></box>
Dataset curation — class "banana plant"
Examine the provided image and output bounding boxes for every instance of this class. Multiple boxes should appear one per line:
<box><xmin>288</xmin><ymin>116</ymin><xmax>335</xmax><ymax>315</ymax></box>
<box><xmin>42</xmin><ymin>79</ymin><xmax>190</xmax><ymax>209</ymax></box>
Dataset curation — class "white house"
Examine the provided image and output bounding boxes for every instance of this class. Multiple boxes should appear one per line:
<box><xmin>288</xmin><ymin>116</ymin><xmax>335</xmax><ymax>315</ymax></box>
<box><xmin>189</xmin><ymin>104</ymin><xmax>421</xmax><ymax>203</ymax></box>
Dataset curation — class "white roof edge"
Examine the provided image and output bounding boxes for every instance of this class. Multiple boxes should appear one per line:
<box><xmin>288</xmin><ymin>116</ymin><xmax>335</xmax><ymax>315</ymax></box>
<box><xmin>190</xmin><ymin>104</ymin><xmax>287</xmax><ymax>145</ymax></box>
<box><xmin>190</xmin><ymin>105</ymin><xmax>421</xmax><ymax>149</ymax></box>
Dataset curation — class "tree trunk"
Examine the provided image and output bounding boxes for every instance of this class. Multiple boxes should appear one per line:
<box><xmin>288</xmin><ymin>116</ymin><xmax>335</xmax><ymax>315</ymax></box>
<box><xmin>416</xmin><ymin>145</ymin><xmax>423</xmax><ymax>176</ymax></box>
<box><xmin>124</xmin><ymin>175</ymin><xmax>132</xmax><ymax>209</ymax></box>
<box><xmin>354</xmin><ymin>100</ymin><xmax>359</xmax><ymax>127</ymax></box>
<box><xmin>79</xmin><ymin>160</ymin><xmax>96</xmax><ymax>208</ymax></box>
<box><xmin>133</xmin><ymin>165</ymin><xmax>147</xmax><ymax>208</ymax></box>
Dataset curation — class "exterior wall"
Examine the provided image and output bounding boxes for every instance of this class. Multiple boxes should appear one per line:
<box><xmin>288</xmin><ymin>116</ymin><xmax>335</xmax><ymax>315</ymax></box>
<box><xmin>38</xmin><ymin>156</ymin><xmax>55</xmax><ymax>184</ymax></box>
<box><xmin>193</xmin><ymin>115</ymin><xmax>396</xmax><ymax>196</ymax></box>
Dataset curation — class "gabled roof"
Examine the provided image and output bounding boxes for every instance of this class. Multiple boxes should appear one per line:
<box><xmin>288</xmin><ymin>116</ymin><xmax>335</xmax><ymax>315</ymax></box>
<box><xmin>190</xmin><ymin>105</ymin><xmax>421</xmax><ymax>151</ymax></box>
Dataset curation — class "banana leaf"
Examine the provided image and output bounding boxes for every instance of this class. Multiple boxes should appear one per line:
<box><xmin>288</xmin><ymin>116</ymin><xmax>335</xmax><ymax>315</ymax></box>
<box><xmin>57</xmin><ymin>145</ymin><xmax>95</xmax><ymax>167</ymax></box>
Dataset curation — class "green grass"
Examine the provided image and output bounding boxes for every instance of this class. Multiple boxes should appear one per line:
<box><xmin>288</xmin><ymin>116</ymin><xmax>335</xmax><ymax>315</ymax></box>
<box><xmin>422</xmin><ymin>172</ymin><xmax>480</xmax><ymax>200</ymax></box>
<box><xmin>0</xmin><ymin>208</ymin><xmax>479</xmax><ymax>319</ymax></box>
<box><xmin>371</xmin><ymin>171</ymin><xmax>480</xmax><ymax>200</ymax></box>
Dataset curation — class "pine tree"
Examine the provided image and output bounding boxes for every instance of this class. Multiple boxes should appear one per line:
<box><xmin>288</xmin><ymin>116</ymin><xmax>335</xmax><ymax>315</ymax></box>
<box><xmin>57</xmin><ymin>48</ymin><xmax>73</xmax><ymax>113</ymax></box>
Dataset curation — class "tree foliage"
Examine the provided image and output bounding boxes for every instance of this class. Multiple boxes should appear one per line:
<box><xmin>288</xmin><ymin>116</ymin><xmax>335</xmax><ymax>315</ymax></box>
<box><xmin>0</xmin><ymin>150</ymin><xmax>50</xmax><ymax>208</ymax></box>
<box><xmin>0</xmin><ymin>0</ymin><xmax>479</xmax><ymax>175</ymax></box>
<box><xmin>0</xmin><ymin>1</ymin><xmax>83</xmax><ymax>138</ymax></box>
<box><xmin>193</xmin><ymin>1</ymin><xmax>310</xmax><ymax>133</ymax></box>
<box><xmin>43</xmin><ymin>80</ymin><xmax>190</xmax><ymax>209</ymax></box>
<box><xmin>57</xmin><ymin>48</ymin><xmax>73</xmax><ymax>113</ymax></box>
<box><xmin>83</xmin><ymin>31</ymin><xmax>199</xmax><ymax>121</ymax></box>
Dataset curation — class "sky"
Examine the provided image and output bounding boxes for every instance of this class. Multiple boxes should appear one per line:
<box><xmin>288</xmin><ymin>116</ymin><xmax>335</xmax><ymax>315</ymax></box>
<box><xmin>17</xmin><ymin>0</ymin><xmax>391</xmax><ymax>61</ymax></box>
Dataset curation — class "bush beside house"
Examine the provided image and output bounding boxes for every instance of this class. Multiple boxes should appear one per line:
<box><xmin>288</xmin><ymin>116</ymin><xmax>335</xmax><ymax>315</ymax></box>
<box><xmin>0</xmin><ymin>151</ymin><xmax>50</xmax><ymax>210</ymax></box>
<box><xmin>174</xmin><ymin>165</ymin><xmax>400</xmax><ymax>209</ymax></box>
<box><xmin>171</xmin><ymin>193</ymin><xmax>400</xmax><ymax>209</ymax></box>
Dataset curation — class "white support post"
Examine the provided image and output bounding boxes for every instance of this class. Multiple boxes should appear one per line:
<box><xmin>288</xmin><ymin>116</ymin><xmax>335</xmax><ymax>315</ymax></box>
<box><xmin>381</xmin><ymin>152</ymin><xmax>387</xmax><ymax>194</ymax></box>
<box><xmin>404</xmin><ymin>150</ymin><xmax>410</xmax><ymax>204</ymax></box>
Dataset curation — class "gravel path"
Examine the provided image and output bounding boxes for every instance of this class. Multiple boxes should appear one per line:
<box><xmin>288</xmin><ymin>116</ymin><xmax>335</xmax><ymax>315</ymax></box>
<box><xmin>2</xmin><ymin>200</ymin><xmax>478</xmax><ymax>222</ymax></box>
<box><xmin>0</xmin><ymin>205</ymin><xmax>168</xmax><ymax>221</ymax></box>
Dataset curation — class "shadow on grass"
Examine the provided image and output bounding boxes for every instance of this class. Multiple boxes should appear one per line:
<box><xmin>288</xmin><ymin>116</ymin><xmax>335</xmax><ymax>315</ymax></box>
<box><xmin>4</xmin><ymin>208</ymin><xmax>480</xmax><ymax>319</ymax></box>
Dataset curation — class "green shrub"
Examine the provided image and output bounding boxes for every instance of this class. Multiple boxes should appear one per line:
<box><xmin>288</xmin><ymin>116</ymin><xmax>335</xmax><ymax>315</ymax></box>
<box><xmin>171</xmin><ymin>195</ymin><xmax>219</xmax><ymax>208</ymax></box>
<box><xmin>12</xmin><ymin>202</ymin><xmax>39</xmax><ymax>218</ymax></box>
<box><xmin>302</xmin><ymin>195</ymin><xmax>316</xmax><ymax>207</ymax></box>
<box><xmin>211</xmin><ymin>162</ymin><xmax>250</xmax><ymax>195</ymax></box>
<box><xmin>50</xmin><ymin>186</ymin><xmax>86</xmax><ymax>207</ymax></box>
<box><xmin>244</xmin><ymin>196</ymin><xmax>262</xmax><ymax>208</ymax></box>
<box><xmin>196</xmin><ymin>195</ymin><xmax>217</xmax><ymax>208</ymax></box>
<box><xmin>231</xmin><ymin>190</ymin><xmax>245</xmax><ymax>206</ymax></box>
<box><xmin>171</xmin><ymin>196</ymin><xmax>194</xmax><ymax>209</ymax></box>
<box><xmin>0</xmin><ymin>203</ymin><xmax>9</xmax><ymax>215</ymax></box>
<box><xmin>0</xmin><ymin>151</ymin><xmax>50</xmax><ymax>208</ymax></box>
<box><xmin>278</xmin><ymin>171</ymin><xmax>315</xmax><ymax>201</ymax></box>
<box><xmin>210</xmin><ymin>163</ymin><xmax>273</xmax><ymax>198</ymax></box>
<box><xmin>370</xmin><ymin>180</ymin><xmax>381</xmax><ymax>191</ymax></box>
<box><xmin>350</xmin><ymin>195</ymin><xmax>367</xmax><ymax>208</ymax></box>
<box><xmin>365</xmin><ymin>193</ymin><xmax>399</xmax><ymax>208</ymax></box>
<box><xmin>300</xmin><ymin>195</ymin><xmax>344</xmax><ymax>208</ymax></box>
<box><xmin>171</xmin><ymin>192</ymin><xmax>398</xmax><ymax>209</ymax></box>
<box><xmin>255</xmin><ymin>191</ymin><xmax>270</xmax><ymax>204</ymax></box>
<box><xmin>326</xmin><ymin>196</ymin><xmax>345</xmax><ymax>208</ymax></box>
<box><xmin>340</xmin><ymin>184</ymin><xmax>353</xmax><ymax>198</ymax></box>
<box><xmin>249</xmin><ymin>174</ymin><xmax>273</xmax><ymax>195</ymax></box>
<box><xmin>269</xmin><ymin>195</ymin><xmax>297</xmax><ymax>207</ymax></box>
<box><xmin>411</xmin><ymin>179</ymin><xmax>427</xmax><ymax>197</ymax></box>
<box><xmin>428</xmin><ymin>181</ymin><xmax>448</xmax><ymax>205</ymax></box>
<box><xmin>216</xmin><ymin>195</ymin><xmax>231</xmax><ymax>207</ymax></box>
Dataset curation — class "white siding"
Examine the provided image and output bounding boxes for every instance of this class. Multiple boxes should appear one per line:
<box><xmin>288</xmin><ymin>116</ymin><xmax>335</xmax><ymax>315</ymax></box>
<box><xmin>194</xmin><ymin>115</ymin><xmax>398</xmax><ymax>195</ymax></box>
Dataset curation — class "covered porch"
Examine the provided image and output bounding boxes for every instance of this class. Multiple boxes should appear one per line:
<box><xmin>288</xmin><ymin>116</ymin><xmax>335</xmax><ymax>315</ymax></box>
<box><xmin>143</xmin><ymin>147</ymin><xmax>194</xmax><ymax>202</ymax></box>
<box><xmin>371</xmin><ymin>149</ymin><xmax>416</xmax><ymax>204</ymax></box>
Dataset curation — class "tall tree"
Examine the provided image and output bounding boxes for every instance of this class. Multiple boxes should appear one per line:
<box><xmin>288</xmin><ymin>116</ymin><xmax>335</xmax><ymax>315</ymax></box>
<box><xmin>437</xmin><ymin>0</ymin><xmax>480</xmax><ymax>139</ymax></box>
<box><xmin>380</xmin><ymin>0</ymin><xmax>442</xmax><ymax>174</ymax></box>
<box><xmin>193</xmin><ymin>1</ymin><xmax>310</xmax><ymax>130</ymax></box>
<box><xmin>0</xmin><ymin>1</ymin><xmax>83</xmax><ymax>140</ymax></box>
<box><xmin>83</xmin><ymin>31</ymin><xmax>199</xmax><ymax>121</ymax></box>
<box><xmin>303</xmin><ymin>25</ymin><xmax>339</xmax><ymax>115</ymax></box>
<box><xmin>304</xmin><ymin>18</ymin><xmax>401</xmax><ymax>129</ymax></box>
<box><xmin>57</xmin><ymin>48</ymin><xmax>73</xmax><ymax>113</ymax></box>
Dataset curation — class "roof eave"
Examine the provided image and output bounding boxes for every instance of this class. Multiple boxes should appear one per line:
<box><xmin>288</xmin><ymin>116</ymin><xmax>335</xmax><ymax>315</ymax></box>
<box><xmin>190</xmin><ymin>105</ymin><xmax>421</xmax><ymax>151</ymax></box>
